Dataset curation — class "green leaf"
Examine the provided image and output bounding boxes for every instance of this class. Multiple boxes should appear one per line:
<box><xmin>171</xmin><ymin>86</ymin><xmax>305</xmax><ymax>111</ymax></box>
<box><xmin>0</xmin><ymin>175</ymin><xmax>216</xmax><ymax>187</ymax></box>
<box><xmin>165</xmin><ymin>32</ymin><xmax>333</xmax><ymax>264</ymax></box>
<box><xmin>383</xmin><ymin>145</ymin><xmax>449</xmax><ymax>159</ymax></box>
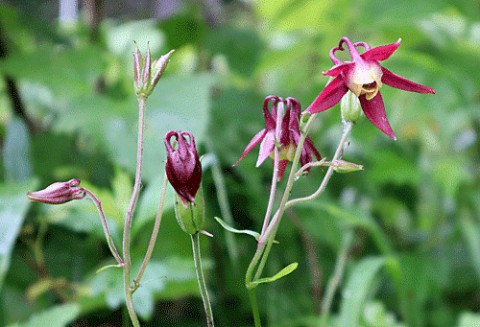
<box><xmin>214</xmin><ymin>217</ymin><xmax>260</xmax><ymax>240</ymax></box>
<box><xmin>3</xmin><ymin>117</ymin><xmax>32</xmax><ymax>183</ymax></box>
<box><xmin>339</xmin><ymin>257</ymin><xmax>386</xmax><ymax>327</ymax></box>
<box><xmin>459</xmin><ymin>213</ymin><xmax>480</xmax><ymax>279</ymax></box>
<box><xmin>457</xmin><ymin>312</ymin><xmax>480</xmax><ymax>327</ymax></box>
<box><xmin>0</xmin><ymin>180</ymin><xmax>37</xmax><ymax>291</ymax></box>
<box><xmin>6</xmin><ymin>303</ymin><xmax>80</xmax><ymax>327</ymax></box>
<box><xmin>252</xmin><ymin>262</ymin><xmax>298</xmax><ymax>286</ymax></box>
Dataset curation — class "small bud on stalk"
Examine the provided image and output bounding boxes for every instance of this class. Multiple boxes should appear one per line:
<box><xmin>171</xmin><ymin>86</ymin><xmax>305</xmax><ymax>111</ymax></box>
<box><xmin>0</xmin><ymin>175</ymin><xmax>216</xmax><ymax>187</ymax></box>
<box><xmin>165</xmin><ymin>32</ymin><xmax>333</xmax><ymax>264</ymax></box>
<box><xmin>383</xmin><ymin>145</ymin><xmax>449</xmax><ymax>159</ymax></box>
<box><xmin>27</xmin><ymin>179</ymin><xmax>86</xmax><ymax>204</ymax></box>
<box><xmin>133</xmin><ymin>43</ymin><xmax>174</xmax><ymax>97</ymax></box>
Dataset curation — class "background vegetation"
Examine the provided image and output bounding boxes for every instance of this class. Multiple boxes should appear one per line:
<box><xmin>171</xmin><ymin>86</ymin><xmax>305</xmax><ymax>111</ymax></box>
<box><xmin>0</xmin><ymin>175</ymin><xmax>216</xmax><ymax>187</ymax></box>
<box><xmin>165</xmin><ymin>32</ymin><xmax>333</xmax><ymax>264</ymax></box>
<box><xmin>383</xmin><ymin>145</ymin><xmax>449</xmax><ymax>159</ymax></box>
<box><xmin>1</xmin><ymin>0</ymin><xmax>479</xmax><ymax>326</ymax></box>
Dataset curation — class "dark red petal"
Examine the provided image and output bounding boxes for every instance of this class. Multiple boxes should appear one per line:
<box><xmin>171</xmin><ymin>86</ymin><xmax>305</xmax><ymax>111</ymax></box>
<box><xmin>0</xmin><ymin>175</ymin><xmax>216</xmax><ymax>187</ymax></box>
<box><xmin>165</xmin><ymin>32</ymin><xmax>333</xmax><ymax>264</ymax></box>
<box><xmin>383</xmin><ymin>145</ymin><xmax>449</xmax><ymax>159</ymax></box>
<box><xmin>306</xmin><ymin>76</ymin><xmax>348</xmax><ymax>114</ymax></box>
<box><xmin>362</xmin><ymin>38</ymin><xmax>401</xmax><ymax>62</ymax></box>
<box><xmin>359</xmin><ymin>93</ymin><xmax>396</xmax><ymax>139</ymax></box>
<box><xmin>304</xmin><ymin>137</ymin><xmax>321</xmax><ymax>160</ymax></box>
<box><xmin>381</xmin><ymin>67</ymin><xmax>435</xmax><ymax>94</ymax></box>
<box><xmin>277</xmin><ymin>160</ymin><xmax>289</xmax><ymax>180</ymax></box>
<box><xmin>233</xmin><ymin>129</ymin><xmax>267</xmax><ymax>166</ymax></box>
<box><xmin>323</xmin><ymin>62</ymin><xmax>352</xmax><ymax>77</ymax></box>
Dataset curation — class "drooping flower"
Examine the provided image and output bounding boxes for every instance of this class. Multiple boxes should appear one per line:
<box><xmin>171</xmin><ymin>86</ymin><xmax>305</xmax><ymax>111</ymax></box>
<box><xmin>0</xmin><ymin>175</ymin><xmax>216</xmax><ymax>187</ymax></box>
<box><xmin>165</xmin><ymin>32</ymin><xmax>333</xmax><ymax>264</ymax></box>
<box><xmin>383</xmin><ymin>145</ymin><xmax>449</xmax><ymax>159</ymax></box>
<box><xmin>306</xmin><ymin>37</ymin><xmax>435</xmax><ymax>139</ymax></box>
<box><xmin>234</xmin><ymin>96</ymin><xmax>321</xmax><ymax>179</ymax></box>
<box><xmin>27</xmin><ymin>179</ymin><xmax>86</xmax><ymax>204</ymax></box>
<box><xmin>164</xmin><ymin>131</ymin><xmax>202</xmax><ymax>208</ymax></box>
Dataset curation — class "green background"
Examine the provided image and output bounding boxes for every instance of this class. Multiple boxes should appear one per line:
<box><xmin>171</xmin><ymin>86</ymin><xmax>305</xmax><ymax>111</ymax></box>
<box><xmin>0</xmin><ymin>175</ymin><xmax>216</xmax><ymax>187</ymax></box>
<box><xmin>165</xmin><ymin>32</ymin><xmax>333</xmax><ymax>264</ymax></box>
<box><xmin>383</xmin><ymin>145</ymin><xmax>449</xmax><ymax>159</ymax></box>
<box><xmin>0</xmin><ymin>0</ymin><xmax>479</xmax><ymax>326</ymax></box>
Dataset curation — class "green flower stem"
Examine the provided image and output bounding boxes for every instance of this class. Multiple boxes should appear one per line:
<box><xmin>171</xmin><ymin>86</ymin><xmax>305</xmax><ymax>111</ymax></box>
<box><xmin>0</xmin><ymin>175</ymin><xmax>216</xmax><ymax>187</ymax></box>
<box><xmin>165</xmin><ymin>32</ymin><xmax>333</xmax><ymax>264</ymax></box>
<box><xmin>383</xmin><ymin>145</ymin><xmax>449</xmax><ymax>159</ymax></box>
<box><xmin>248</xmin><ymin>288</ymin><xmax>262</xmax><ymax>327</ymax></box>
<box><xmin>123</xmin><ymin>95</ymin><xmax>147</xmax><ymax>327</ymax></box>
<box><xmin>320</xmin><ymin>229</ymin><xmax>354</xmax><ymax>324</ymax></box>
<box><xmin>246</xmin><ymin>118</ymin><xmax>353</xmax><ymax>289</ymax></box>
<box><xmin>84</xmin><ymin>189</ymin><xmax>124</xmax><ymax>266</ymax></box>
<box><xmin>245</xmin><ymin>113</ymin><xmax>317</xmax><ymax>289</ymax></box>
<box><xmin>191</xmin><ymin>232</ymin><xmax>215</xmax><ymax>327</ymax></box>
<box><xmin>132</xmin><ymin>170</ymin><xmax>168</xmax><ymax>292</ymax></box>
<box><xmin>285</xmin><ymin>121</ymin><xmax>353</xmax><ymax>209</ymax></box>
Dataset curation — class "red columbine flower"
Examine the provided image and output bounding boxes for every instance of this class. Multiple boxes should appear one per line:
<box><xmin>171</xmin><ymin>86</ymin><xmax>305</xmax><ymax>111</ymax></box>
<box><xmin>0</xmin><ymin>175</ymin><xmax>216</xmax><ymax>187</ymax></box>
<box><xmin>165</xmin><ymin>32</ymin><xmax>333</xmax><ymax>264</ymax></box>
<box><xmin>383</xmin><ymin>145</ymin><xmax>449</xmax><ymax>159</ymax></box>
<box><xmin>27</xmin><ymin>179</ymin><xmax>86</xmax><ymax>204</ymax></box>
<box><xmin>234</xmin><ymin>96</ymin><xmax>321</xmax><ymax>180</ymax></box>
<box><xmin>306</xmin><ymin>37</ymin><xmax>435</xmax><ymax>139</ymax></box>
<box><xmin>164</xmin><ymin>131</ymin><xmax>202</xmax><ymax>207</ymax></box>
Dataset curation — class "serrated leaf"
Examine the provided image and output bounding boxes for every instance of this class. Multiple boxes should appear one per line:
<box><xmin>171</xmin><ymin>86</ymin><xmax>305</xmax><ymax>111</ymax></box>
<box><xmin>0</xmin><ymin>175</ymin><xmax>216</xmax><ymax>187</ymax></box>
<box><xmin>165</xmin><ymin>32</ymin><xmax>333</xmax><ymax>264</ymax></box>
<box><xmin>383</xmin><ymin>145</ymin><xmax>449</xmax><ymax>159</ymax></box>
<box><xmin>214</xmin><ymin>217</ymin><xmax>260</xmax><ymax>240</ymax></box>
<box><xmin>252</xmin><ymin>262</ymin><xmax>298</xmax><ymax>285</ymax></box>
<box><xmin>339</xmin><ymin>257</ymin><xmax>386</xmax><ymax>327</ymax></box>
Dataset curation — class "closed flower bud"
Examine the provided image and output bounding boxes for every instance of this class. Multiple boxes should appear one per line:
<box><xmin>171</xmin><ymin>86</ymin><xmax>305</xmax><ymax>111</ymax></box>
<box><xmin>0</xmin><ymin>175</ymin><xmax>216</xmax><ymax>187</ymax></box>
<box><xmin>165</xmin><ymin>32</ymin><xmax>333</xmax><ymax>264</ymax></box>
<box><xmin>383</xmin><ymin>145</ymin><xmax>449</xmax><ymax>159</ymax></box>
<box><xmin>164</xmin><ymin>131</ymin><xmax>202</xmax><ymax>208</ymax></box>
<box><xmin>341</xmin><ymin>90</ymin><xmax>361</xmax><ymax>123</ymax></box>
<box><xmin>27</xmin><ymin>179</ymin><xmax>86</xmax><ymax>204</ymax></box>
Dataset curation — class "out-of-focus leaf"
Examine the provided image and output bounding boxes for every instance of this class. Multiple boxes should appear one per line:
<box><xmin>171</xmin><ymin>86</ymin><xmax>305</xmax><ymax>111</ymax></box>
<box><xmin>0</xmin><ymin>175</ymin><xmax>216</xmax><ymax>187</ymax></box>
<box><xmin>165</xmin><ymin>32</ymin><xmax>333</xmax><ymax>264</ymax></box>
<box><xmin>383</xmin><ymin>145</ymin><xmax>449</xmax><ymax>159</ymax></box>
<box><xmin>460</xmin><ymin>213</ymin><xmax>480</xmax><ymax>279</ymax></box>
<box><xmin>0</xmin><ymin>180</ymin><xmax>37</xmax><ymax>290</ymax></box>
<box><xmin>339</xmin><ymin>257</ymin><xmax>386</xmax><ymax>327</ymax></box>
<box><xmin>204</xmin><ymin>26</ymin><xmax>264</xmax><ymax>76</ymax></box>
<box><xmin>0</xmin><ymin>46</ymin><xmax>105</xmax><ymax>96</ymax></box>
<box><xmin>256</xmin><ymin>0</ymin><xmax>335</xmax><ymax>32</ymax></box>
<box><xmin>363</xmin><ymin>301</ymin><xmax>407</xmax><ymax>327</ymax></box>
<box><xmin>104</xmin><ymin>19</ymin><xmax>164</xmax><ymax>56</ymax></box>
<box><xmin>6</xmin><ymin>303</ymin><xmax>80</xmax><ymax>327</ymax></box>
<box><xmin>457</xmin><ymin>312</ymin><xmax>480</xmax><ymax>327</ymax></box>
<box><xmin>432</xmin><ymin>156</ymin><xmax>469</xmax><ymax>197</ymax></box>
<box><xmin>368</xmin><ymin>150</ymin><xmax>420</xmax><ymax>185</ymax></box>
<box><xmin>3</xmin><ymin>117</ymin><xmax>31</xmax><ymax>182</ymax></box>
<box><xmin>160</xmin><ymin>14</ymin><xmax>206</xmax><ymax>49</ymax></box>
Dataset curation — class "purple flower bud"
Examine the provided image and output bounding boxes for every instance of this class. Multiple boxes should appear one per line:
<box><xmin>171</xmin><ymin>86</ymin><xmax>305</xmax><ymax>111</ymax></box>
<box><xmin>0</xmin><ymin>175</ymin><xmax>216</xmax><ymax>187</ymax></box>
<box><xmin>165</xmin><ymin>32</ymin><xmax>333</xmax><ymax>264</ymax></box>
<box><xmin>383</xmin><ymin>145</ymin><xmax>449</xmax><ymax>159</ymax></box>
<box><xmin>27</xmin><ymin>179</ymin><xmax>86</xmax><ymax>204</ymax></box>
<box><xmin>164</xmin><ymin>131</ymin><xmax>202</xmax><ymax>208</ymax></box>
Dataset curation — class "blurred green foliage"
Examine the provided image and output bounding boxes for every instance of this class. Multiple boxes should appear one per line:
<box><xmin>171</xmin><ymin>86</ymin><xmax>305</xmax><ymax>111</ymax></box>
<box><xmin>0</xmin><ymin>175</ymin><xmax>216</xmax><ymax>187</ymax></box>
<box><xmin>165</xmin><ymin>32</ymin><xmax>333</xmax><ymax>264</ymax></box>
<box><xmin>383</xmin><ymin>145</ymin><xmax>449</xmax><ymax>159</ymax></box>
<box><xmin>1</xmin><ymin>1</ymin><xmax>479</xmax><ymax>326</ymax></box>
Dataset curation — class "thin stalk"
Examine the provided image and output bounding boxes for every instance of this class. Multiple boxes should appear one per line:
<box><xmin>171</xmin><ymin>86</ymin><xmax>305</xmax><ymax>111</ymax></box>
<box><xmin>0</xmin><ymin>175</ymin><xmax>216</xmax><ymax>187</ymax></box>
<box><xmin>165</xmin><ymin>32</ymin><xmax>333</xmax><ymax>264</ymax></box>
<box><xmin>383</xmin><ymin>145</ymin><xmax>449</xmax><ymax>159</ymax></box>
<box><xmin>260</xmin><ymin>101</ymin><xmax>284</xmax><ymax>236</ymax></box>
<box><xmin>191</xmin><ymin>233</ymin><xmax>215</xmax><ymax>327</ymax></box>
<box><xmin>286</xmin><ymin>122</ymin><xmax>353</xmax><ymax>209</ymax></box>
<box><xmin>248</xmin><ymin>288</ymin><xmax>262</xmax><ymax>327</ymax></box>
<box><xmin>132</xmin><ymin>170</ymin><xmax>168</xmax><ymax>292</ymax></box>
<box><xmin>84</xmin><ymin>189</ymin><xmax>124</xmax><ymax>265</ymax></box>
<box><xmin>320</xmin><ymin>229</ymin><xmax>354</xmax><ymax>324</ymax></box>
<box><xmin>245</xmin><ymin>114</ymin><xmax>317</xmax><ymax>287</ymax></box>
<box><xmin>123</xmin><ymin>95</ymin><xmax>147</xmax><ymax>327</ymax></box>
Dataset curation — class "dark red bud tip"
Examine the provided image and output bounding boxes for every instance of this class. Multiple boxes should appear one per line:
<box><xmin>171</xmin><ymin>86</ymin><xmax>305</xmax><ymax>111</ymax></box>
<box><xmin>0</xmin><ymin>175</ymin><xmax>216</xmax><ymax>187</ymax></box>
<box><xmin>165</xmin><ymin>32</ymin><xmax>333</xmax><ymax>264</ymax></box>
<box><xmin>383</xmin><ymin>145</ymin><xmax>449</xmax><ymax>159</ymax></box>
<box><xmin>164</xmin><ymin>130</ymin><xmax>202</xmax><ymax>205</ymax></box>
<box><xmin>27</xmin><ymin>179</ymin><xmax>86</xmax><ymax>205</ymax></box>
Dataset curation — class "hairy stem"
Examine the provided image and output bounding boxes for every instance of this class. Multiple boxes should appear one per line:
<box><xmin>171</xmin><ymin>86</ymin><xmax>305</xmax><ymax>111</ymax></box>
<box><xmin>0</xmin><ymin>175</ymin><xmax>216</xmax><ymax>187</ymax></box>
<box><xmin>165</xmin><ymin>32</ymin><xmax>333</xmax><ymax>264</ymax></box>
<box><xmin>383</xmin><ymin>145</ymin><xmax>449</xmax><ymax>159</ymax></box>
<box><xmin>286</xmin><ymin>121</ymin><xmax>353</xmax><ymax>209</ymax></box>
<box><xmin>191</xmin><ymin>233</ymin><xmax>215</xmax><ymax>327</ymax></box>
<box><xmin>132</xmin><ymin>170</ymin><xmax>168</xmax><ymax>292</ymax></box>
<box><xmin>123</xmin><ymin>95</ymin><xmax>147</xmax><ymax>327</ymax></box>
<box><xmin>84</xmin><ymin>189</ymin><xmax>124</xmax><ymax>265</ymax></box>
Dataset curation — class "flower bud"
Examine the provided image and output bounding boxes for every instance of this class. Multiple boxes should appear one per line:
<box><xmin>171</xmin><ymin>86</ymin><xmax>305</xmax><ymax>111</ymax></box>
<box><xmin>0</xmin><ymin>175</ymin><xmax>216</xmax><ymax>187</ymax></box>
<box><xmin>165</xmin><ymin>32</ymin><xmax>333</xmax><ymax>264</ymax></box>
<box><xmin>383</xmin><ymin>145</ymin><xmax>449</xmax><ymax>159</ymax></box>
<box><xmin>324</xmin><ymin>160</ymin><xmax>363</xmax><ymax>173</ymax></box>
<box><xmin>27</xmin><ymin>179</ymin><xmax>86</xmax><ymax>204</ymax></box>
<box><xmin>133</xmin><ymin>43</ymin><xmax>174</xmax><ymax>97</ymax></box>
<box><xmin>341</xmin><ymin>91</ymin><xmax>362</xmax><ymax>123</ymax></box>
<box><xmin>164</xmin><ymin>131</ymin><xmax>202</xmax><ymax>208</ymax></box>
